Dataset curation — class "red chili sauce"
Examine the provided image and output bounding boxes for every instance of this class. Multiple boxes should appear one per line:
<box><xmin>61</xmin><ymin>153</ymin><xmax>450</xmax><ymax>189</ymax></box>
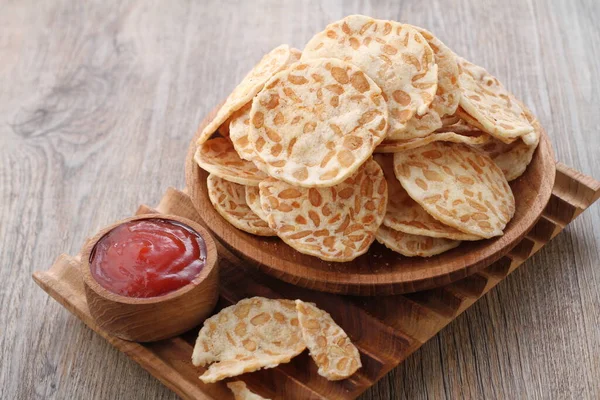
<box><xmin>90</xmin><ymin>219</ymin><xmax>206</xmax><ymax>298</ymax></box>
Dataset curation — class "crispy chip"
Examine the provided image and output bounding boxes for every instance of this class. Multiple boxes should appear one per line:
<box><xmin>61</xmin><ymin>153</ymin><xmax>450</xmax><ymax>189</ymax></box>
<box><xmin>455</xmin><ymin>106</ymin><xmax>489</xmax><ymax>132</ymax></box>
<box><xmin>195</xmin><ymin>137</ymin><xmax>267</xmax><ymax>186</ymax></box>
<box><xmin>475</xmin><ymin>136</ymin><xmax>538</xmax><ymax>181</ymax></box>
<box><xmin>375</xmin><ymin>155</ymin><xmax>482</xmax><ymax>240</ymax></box>
<box><xmin>376</xmin><ymin>225</ymin><xmax>461</xmax><ymax>257</ymax></box>
<box><xmin>398</xmin><ymin>26</ymin><xmax>460</xmax><ymax>139</ymax></box>
<box><xmin>457</xmin><ymin>57</ymin><xmax>533</xmax><ymax>143</ymax></box>
<box><xmin>218</xmin><ymin>119</ymin><xmax>230</xmax><ymax>137</ymax></box>
<box><xmin>435</xmin><ymin>116</ymin><xmax>485</xmax><ymax>135</ymax></box>
<box><xmin>440</xmin><ymin>114</ymin><xmax>461</xmax><ymax>128</ymax></box>
<box><xmin>228</xmin><ymin>106</ymin><xmax>269</xmax><ymax>173</ymax></box>
<box><xmin>393</xmin><ymin>142</ymin><xmax>515</xmax><ymax>238</ymax></box>
<box><xmin>290</xmin><ymin>47</ymin><xmax>302</xmax><ymax>61</ymax></box>
<box><xmin>227</xmin><ymin>381</ymin><xmax>271</xmax><ymax>400</ymax></box>
<box><xmin>229</xmin><ymin>104</ymin><xmax>254</xmax><ymax>160</ymax></box>
<box><xmin>474</xmin><ymin>110</ymin><xmax>540</xmax><ymax>181</ymax></box>
<box><xmin>228</xmin><ymin>106</ymin><xmax>269</xmax><ymax>174</ymax></box>
<box><xmin>207</xmin><ymin>174</ymin><xmax>275</xmax><ymax>236</ymax></box>
<box><xmin>259</xmin><ymin>158</ymin><xmax>387</xmax><ymax>262</ymax></box>
<box><xmin>197</xmin><ymin>45</ymin><xmax>297</xmax><ymax>146</ymax></box>
<box><xmin>229</xmin><ymin>48</ymin><xmax>302</xmax><ymax>163</ymax></box>
<box><xmin>245</xmin><ymin>185</ymin><xmax>270</xmax><ymax>223</ymax></box>
<box><xmin>192</xmin><ymin>297</ymin><xmax>305</xmax><ymax>383</ymax></box>
<box><xmin>302</xmin><ymin>15</ymin><xmax>437</xmax><ymax>137</ymax></box>
<box><xmin>375</xmin><ymin>131</ymin><xmax>491</xmax><ymax>153</ymax></box>
<box><xmin>295</xmin><ymin>300</ymin><xmax>361</xmax><ymax>381</ymax></box>
<box><xmin>249</xmin><ymin>58</ymin><xmax>388</xmax><ymax>187</ymax></box>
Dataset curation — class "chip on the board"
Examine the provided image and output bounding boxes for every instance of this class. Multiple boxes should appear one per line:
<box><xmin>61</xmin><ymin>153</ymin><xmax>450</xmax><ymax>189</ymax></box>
<box><xmin>296</xmin><ymin>300</ymin><xmax>361</xmax><ymax>381</ymax></box>
<box><xmin>192</xmin><ymin>297</ymin><xmax>305</xmax><ymax>383</ymax></box>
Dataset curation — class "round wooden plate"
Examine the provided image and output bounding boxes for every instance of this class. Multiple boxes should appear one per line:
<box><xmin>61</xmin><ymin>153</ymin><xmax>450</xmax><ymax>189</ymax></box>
<box><xmin>185</xmin><ymin>107</ymin><xmax>556</xmax><ymax>295</ymax></box>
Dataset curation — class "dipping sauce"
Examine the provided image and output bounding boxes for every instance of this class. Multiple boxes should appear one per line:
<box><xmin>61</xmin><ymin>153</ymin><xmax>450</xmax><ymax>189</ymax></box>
<box><xmin>90</xmin><ymin>219</ymin><xmax>206</xmax><ymax>298</ymax></box>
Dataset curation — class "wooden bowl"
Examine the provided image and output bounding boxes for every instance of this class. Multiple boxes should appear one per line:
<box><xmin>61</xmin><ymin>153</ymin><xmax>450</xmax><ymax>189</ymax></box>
<box><xmin>81</xmin><ymin>214</ymin><xmax>219</xmax><ymax>342</ymax></box>
<box><xmin>186</xmin><ymin>107</ymin><xmax>556</xmax><ymax>296</ymax></box>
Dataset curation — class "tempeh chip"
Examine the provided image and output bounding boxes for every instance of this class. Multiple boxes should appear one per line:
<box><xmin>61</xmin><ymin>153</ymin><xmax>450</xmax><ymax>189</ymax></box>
<box><xmin>192</xmin><ymin>297</ymin><xmax>305</xmax><ymax>383</ymax></box>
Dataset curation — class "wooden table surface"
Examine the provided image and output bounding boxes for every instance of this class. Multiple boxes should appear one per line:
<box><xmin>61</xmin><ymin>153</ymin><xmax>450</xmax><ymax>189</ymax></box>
<box><xmin>2</xmin><ymin>1</ymin><xmax>599</xmax><ymax>399</ymax></box>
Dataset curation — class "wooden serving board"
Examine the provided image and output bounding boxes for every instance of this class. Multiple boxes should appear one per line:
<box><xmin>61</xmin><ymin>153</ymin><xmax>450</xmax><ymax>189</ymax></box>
<box><xmin>33</xmin><ymin>163</ymin><xmax>599</xmax><ymax>400</ymax></box>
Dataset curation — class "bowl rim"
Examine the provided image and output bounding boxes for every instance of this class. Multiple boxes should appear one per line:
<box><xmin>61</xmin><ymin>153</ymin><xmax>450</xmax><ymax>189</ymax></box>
<box><xmin>81</xmin><ymin>213</ymin><xmax>218</xmax><ymax>305</ymax></box>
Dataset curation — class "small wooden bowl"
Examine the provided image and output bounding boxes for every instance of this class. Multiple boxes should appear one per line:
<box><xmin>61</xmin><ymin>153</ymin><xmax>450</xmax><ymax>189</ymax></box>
<box><xmin>81</xmin><ymin>214</ymin><xmax>219</xmax><ymax>342</ymax></box>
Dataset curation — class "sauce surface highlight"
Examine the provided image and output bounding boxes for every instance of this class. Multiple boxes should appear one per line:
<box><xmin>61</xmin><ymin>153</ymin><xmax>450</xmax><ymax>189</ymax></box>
<box><xmin>90</xmin><ymin>219</ymin><xmax>206</xmax><ymax>298</ymax></box>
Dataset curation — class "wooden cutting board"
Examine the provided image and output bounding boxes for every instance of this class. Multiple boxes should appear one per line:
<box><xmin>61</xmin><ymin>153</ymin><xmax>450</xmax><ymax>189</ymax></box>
<box><xmin>33</xmin><ymin>163</ymin><xmax>599</xmax><ymax>400</ymax></box>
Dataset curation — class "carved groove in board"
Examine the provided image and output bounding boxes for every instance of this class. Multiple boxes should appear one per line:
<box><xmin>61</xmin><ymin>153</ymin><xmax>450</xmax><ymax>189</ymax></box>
<box><xmin>145</xmin><ymin>337</ymin><xmax>213</xmax><ymax>392</ymax></box>
<box><xmin>445</xmin><ymin>272</ymin><xmax>490</xmax><ymax>299</ymax></box>
<box><xmin>539</xmin><ymin>211</ymin><xmax>567</xmax><ymax>231</ymax></box>
<box><xmin>554</xmin><ymin>163</ymin><xmax>600</xmax><ymax>210</ymax></box>
<box><xmin>236</xmin><ymin>377</ymin><xmax>278</xmax><ymax>400</ymax></box>
<box><xmin>405</xmin><ymin>287</ymin><xmax>463</xmax><ymax>319</ymax></box>
<box><xmin>267</xmin><ymin>352</ymin><xmax>356</xmax><ymax>399</ymax></box>
<box><xmin>245</xmin><ymin>362</ymin><xmax>331</xmax><ymax>400</ymax></box>
<box><xmin>526</xmin><ymin>215</ymin><xmax>560</xmax><ymax>244</ymax></box>
<box><xmin>544</xmin><ymin>195</ymin><xmax>578</xmax><ymax>226</ymax></box>
<box><xmin>479</xmin><ymin>256</ymin><xmax>512</xmax><ymax>279</ymax></box>
<box><xmin>548</xmin><ymin>190</ymin><xmax>585</xmax><ymax>218</ymax></box>
<box><xmin>350</xmin><ymin>295</ymin><xmax>446</xmax><ymax>344</ymax></box>
<box><xmin>506</xmin><ymin>237</ymin><xmax>536</xmax><ymax>263</ymax></box>
<box><xmin>346</xmin><ymin>345</ymin><xmax>387</xmax><ymax>382</ymax></box>
<box><xmin>343</xmin><ymin>370</ymin><xmax>374</xmax><ymax>391</ymax></box>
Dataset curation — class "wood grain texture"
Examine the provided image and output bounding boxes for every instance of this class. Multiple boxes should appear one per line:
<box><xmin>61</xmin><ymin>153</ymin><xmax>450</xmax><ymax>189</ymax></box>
<box><xmin>1</xmin><ymin>0</ymin><xmax>599</xmax><ymax>399</ymax></box>
<box><xmin>31</xmin><ymin>173</ymin><xmax>600</xmax><ymax>399</ymax></box>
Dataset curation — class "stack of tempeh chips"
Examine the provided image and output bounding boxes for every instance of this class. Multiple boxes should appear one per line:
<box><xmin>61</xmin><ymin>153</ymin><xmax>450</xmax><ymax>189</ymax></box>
<box><xmin>195</xmin><ymin>15</ymin><xmax>540</xmax><ymax>262</ymax></box>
